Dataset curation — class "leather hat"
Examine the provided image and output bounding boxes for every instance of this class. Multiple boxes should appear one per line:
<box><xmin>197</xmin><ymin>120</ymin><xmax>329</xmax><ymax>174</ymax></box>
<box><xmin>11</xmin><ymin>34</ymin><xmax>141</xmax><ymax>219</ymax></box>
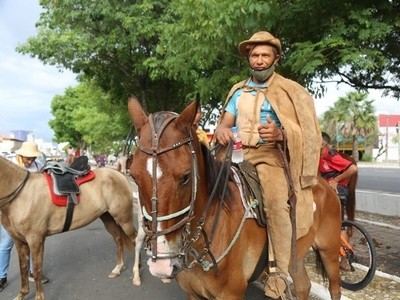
<box><xmin>15</xmin><ymin>141</ymin><xmax>42</xmax><ymax>157</ymax></box>
<box><xmin>238</xmin><ymin>31</ymin><xmax>281</xmax><ymax>57</ymax></box>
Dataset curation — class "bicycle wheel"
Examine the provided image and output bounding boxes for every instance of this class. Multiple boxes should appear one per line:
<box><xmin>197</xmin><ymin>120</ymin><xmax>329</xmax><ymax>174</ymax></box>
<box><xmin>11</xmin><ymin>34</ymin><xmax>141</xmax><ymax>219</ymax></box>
<box><xmin>340</xmin><ymin>220</ymin><xmax>377</xmax><ymax>291</ymax></box>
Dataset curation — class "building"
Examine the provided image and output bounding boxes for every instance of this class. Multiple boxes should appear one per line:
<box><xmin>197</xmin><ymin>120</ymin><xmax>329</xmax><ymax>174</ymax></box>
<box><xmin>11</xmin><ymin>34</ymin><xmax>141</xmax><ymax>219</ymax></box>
<box><xmin>373</xmin><ymin>114</ymin><xmax>400</xmax><ymax>162</ymax></box>
<box><xmin>0</xmin><ymin>135</ymin><xmax>23</xmax><ymax>155</ymax></box>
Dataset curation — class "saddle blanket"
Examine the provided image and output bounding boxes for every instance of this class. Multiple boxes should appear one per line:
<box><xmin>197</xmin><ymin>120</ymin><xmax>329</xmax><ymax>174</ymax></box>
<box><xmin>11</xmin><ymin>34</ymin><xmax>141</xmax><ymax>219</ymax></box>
<box><xmin>44</xmin><ymin>171</ymin><xmax>95</xmax><ymax>206</ymax></box>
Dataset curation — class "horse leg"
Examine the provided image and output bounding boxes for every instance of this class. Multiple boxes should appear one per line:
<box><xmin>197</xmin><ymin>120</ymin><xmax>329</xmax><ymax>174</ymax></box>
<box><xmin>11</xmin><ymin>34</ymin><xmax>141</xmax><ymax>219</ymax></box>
<box><xmin>132</xmin><ymin>219</ymin><xmax>145</xmax><ymax>286</ymax></box>
<box><xmin>12</xmin><ymin>240</ymin><xmax>31</xmax><ymax>300</ymax></box>
<box><xmin>100</xmin><ymin>213</ymin><xmax>126</xmax><ymax>278</ymax></box>
<box><xmin>314</xmin><ymin>228</ymin><xmax>341</xmax><ymax>300</ymax></box>
<box><xmin>316</xmin><ymin>248</ymin><xmax>341</xmax><ymax>300</ymax></box>
<box><xmin>289</xmin><ymin>233</ymin><xmax>315</xmax><ymax>300</ymax></box>
<box><xmin>132</xmin><ymin>195</ymin><xmax>170</xmax><ymax>286</ymax></box>
<box><xmin>27</xmin><ymin>238</ymin><xmax>47</xmax><ymax>300</ymax></box>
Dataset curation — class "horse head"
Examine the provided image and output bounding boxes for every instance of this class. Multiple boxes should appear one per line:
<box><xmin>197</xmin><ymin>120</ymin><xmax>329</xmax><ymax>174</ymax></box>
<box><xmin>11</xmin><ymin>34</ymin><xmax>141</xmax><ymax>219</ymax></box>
<box><xmin>128</xmin><ymin>95</ymin><xmax>210</xmax><ymax>278</ymax></box>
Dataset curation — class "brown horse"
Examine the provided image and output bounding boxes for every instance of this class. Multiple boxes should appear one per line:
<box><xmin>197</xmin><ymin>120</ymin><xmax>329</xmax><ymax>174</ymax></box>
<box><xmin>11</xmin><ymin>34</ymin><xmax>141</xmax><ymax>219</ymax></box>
<box><xmin>128</xmin><ymin>95</ymin><xmax>342</xmax><ymax>300</ymax></box>
<box><xmin>0</xmin><ymin>157</ymin><xmax>137</xmax><ymax>300</ymax></box>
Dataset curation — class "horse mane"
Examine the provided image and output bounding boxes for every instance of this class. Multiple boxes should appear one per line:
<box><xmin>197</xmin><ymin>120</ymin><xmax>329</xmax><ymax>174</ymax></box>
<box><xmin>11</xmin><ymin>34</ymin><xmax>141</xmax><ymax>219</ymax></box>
<box><xmin>152</xmin><ymin>111</ymin><xmax>178</xmax><ymax>133</ymax></box>
<box><xmin>152</xmin><ymin>111</ymin><xmax>234</xmax><ymax>206</ymax></box>
<box><xmin>0</xmin><ymin>156</ymin><xmax>29</xmax><ymax>198</ymax></box>
<box><xmin>199</xmin><ymin>143</ymin><xmax>233</xmax><ymax>207</ymax></box>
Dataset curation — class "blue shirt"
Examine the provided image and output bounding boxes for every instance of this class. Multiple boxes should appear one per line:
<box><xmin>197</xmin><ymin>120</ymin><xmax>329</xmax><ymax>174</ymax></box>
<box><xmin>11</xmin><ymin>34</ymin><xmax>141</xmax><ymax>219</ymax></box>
<box><xmin>225</xmin><ymin>79</ymin><xmax>281</xmax><ymax>126</ymax></box>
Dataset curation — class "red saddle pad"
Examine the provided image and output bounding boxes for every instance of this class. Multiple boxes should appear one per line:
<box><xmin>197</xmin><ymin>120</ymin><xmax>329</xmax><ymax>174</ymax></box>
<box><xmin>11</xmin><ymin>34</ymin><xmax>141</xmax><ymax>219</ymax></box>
<box><xmin>44</xmin><ymin>171</ymin><xmax>96</xmax><ymax>206</ymax></box>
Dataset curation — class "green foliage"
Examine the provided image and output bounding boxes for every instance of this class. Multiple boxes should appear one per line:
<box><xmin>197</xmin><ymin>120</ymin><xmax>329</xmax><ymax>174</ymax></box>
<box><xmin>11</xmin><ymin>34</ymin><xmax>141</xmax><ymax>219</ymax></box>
<box><xmin>319</xmin><ymin>91</ymin><xmax>378</xmax><ymax>161</ymax></box>
<box><xmin>360</xmin><ymin>153</ymin><xmax>373</xmax><ymax>162</ymax></box>
<box><xmin>49</xmin><ymin>81</ymin><xmax>130</xmax><ymax>152</ymax></box>
<box><xmin>15</xmin><ymin>0</ymin><xmax>400</xmax><ymax>146</ymax></box>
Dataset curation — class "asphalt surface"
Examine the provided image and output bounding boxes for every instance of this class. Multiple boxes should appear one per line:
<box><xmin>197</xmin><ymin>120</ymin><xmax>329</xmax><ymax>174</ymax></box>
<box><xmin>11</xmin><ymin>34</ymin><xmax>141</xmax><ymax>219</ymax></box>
<box><xmin>0</xmin><ymin>169</ymin><xmax>399</xmax><ymax>300</ymax></box>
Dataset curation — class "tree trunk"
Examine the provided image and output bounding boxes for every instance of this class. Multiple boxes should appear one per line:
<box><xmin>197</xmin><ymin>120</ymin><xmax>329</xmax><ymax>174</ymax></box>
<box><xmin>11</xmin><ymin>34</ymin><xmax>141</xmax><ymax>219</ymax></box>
<box><xmin>352</xmin><ymin>135</ymin><xmax>359</xmax><ymax>162</ymax></box>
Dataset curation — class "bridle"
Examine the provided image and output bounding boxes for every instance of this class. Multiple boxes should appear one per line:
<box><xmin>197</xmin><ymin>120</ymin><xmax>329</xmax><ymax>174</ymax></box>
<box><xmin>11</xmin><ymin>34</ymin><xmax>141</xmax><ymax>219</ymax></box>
<box><xmin>136</xmin><ymin>113</ymin><xmax>255</xmax><ymax>276</ymax></box>
<box><xmin>136</xmin><ymin>112</ymin><xmax>199</xmax><ymax>262</ymax></box>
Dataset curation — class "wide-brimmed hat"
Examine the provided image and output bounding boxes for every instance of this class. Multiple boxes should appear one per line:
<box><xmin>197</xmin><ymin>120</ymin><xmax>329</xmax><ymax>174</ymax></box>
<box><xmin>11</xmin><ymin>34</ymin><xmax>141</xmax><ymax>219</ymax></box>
<box><xmin>15</xmin><ymin>141</ymin><xmax>42</xmax><ymax>157</ymax></box>
<box><xmin>238</xmin><ymin>31</ymin><xmax>281</xmax><ymax>57</ymax></box>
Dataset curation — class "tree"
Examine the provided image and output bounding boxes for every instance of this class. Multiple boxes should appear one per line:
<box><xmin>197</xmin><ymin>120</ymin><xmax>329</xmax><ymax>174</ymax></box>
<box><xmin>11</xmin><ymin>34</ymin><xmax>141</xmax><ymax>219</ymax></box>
<box><xmin>49</xmin><ymin>81</ymin><xmax>130</xmax><ymax>153</ymax></box>
<box><xmin>17</xmin><ymin>0</ymin><xmax>400</xmax><ymax>121</ymax></box>
<box><xmin>320</xmin><ymin>91</ymin><xmax>378</xmax><ymax>161</ymax></box>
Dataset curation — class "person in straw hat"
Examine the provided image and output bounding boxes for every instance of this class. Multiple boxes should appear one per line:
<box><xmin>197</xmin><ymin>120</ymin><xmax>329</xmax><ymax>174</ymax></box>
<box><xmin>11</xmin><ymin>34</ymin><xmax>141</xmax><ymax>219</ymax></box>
<box><xmin>0</xmin><ymin>142</ymin><xmax>49</xmax><ymax>291</ymax></box>
<box><xmin>214</xmin><ymin>31</ymin><xmax>321</xmax><ymax>298</ymax></box>
<box><xmin>14</xmin><ymin>141</ymin><xmax>45</xmax><ymax>171</ymax></box>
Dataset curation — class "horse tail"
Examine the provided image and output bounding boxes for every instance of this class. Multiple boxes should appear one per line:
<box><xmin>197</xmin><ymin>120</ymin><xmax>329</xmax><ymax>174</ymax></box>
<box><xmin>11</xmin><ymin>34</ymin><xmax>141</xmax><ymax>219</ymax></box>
<box><xmin>100</xmin><ymin>212</ymin><xmax>135</xmax><ymax>251</ymax></box>
<box><xmin>119</xmin><ymin>224</ymin><xmax>135</xmax><ymax>251</ymax></box>
<box><xmin>346</xmin><ymin>171</ymin><xmax>357</xmax><ymax>221</ymax></box>
<box><xmin>314</xmin><ymin>249</ymin><xmax>328</xmax><ymax>281</ymax></box>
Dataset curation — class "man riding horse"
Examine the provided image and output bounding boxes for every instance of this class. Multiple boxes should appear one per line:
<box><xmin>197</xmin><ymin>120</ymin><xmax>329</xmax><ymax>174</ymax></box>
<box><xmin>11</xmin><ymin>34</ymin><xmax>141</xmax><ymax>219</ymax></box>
<box><xmin>214</xmin><ymin>31</ymin><xmax>321</xmax><ymax>298</ymax></box>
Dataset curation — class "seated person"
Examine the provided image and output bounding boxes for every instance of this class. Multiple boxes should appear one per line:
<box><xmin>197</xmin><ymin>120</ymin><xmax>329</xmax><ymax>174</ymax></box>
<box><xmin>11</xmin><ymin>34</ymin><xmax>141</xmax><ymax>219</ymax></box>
<box><xmin>319</xmin><ymin>132</ymin><xmax>358</xmax><ymax>207</ymax></box>
<box><xmin>319</xmin><ymin>132</ymin><xmax>358</xmax><ymax>271</ymax></box>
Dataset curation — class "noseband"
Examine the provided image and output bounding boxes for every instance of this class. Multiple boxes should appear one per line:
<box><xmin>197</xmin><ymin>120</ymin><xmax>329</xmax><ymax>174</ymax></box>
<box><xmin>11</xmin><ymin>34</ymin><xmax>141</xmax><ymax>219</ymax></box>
<box><xmin>136</xmin><ymin>113</ymin><xmax>198</xmax><ymax>262</ymax></box>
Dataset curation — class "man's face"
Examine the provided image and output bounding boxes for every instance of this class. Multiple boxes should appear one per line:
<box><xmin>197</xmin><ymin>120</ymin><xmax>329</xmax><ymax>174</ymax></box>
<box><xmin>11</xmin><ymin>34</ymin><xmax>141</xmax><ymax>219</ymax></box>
<box><xmin>21</xmin><ymin>156</ymin><xmax>36</xmax><ymax>168</ymax></box>
<box><xmin>248</xmin><ymin>45</ymin><xmax>279</xmax><ymax>70</ymax></box>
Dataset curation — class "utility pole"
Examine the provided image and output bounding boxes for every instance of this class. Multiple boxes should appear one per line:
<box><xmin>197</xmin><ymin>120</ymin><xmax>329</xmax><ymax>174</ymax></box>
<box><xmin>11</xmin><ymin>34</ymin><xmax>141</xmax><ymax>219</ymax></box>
<box><xmin>385</xmin><ymin>115</ymin><xmax>389</xmax><ymax>162</ymax></box>
<box><xmin>397</xmin><ymin>121</ymin><xmax>400</xmax><ymax>166</ymax></box>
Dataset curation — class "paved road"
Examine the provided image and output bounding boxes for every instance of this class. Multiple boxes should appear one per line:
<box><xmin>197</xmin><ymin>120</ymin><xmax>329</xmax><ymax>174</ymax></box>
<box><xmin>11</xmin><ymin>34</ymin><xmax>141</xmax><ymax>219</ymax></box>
<box><xmin>357</xmin><ymin>166</ymin><xmax>400</xmax><ymax>193</ymax></box>
<box><xmin>2</xmin><ymin>215</ymin><xmax>398</xmax><ymax>300</ymax></box>
<box><xmin>1</xmin><ymin>171</ymin><xmax>399</xmax><ymax>300</ymax></box>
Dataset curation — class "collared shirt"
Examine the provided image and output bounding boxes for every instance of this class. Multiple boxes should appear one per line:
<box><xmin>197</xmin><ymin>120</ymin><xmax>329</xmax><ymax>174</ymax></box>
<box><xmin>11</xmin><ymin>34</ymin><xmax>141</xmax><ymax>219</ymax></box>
<box><xmin>225</xmin><ymin>78</ymin><xmax>281</xmax><ymax>126</ymax></box>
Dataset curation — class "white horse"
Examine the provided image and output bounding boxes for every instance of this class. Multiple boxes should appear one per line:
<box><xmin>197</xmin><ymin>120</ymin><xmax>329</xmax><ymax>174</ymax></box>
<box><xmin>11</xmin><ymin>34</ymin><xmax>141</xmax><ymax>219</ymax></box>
<box><xmin>115</xmin><ymin>155</ymin><xmax>129</xmax><ymax>174</ymax></box>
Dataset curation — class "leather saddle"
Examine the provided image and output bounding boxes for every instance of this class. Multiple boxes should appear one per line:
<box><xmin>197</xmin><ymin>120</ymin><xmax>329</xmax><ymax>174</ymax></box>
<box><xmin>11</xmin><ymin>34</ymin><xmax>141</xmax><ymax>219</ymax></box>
<box><xmin>44</xmin><ymin>156</ymin><xmax>91</xmax><ymax>202</ymax></box>
<box><xmin>43</xmin><ymin>156</ymin><xmax>91</xmax><ymax>232</ymax></box>
<box><xmin>233</xmin><ymin>160</ymin><xmax>267</xmax><ymax>227</ymax></box>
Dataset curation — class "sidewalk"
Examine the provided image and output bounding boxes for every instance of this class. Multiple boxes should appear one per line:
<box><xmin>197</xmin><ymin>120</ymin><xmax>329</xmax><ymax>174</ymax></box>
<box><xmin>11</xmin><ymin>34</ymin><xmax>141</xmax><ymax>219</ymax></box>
<box><xmin>357</xmin><ymin>161</ymin><xmax>400</xmax><ymax>168</ymax></box>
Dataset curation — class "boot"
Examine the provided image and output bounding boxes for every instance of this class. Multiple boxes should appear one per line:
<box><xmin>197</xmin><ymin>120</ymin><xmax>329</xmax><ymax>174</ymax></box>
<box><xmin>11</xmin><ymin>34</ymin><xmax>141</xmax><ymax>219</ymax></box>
<box><xmin>264</xmin><ymin>273</ymin><xmax>288</xmax><ymax>299</ymax></box>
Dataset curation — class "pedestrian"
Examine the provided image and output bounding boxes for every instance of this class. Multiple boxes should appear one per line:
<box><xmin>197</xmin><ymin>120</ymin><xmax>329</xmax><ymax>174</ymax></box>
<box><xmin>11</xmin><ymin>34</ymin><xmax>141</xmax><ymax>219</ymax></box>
<box><xmin>213</xmin><ymin>31</ymin><xmax>321</xmax><ymax>298</ymax></box>
<box><xmin>0</xmin><ymin>141</ymin><xmax>50</xmax><ymax>292</ymax></box>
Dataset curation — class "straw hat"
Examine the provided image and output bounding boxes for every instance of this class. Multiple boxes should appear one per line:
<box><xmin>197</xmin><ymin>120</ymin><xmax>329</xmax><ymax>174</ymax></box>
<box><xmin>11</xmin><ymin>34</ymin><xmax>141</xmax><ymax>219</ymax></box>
<box><xmin>238</xmin><ymin>31</ymin><xmax>281</xmax><ymax>57</ymax></box>
<box><xmin>15</xmin><ymin>141</ymin><xmax>42</xmax><ymax>157</ymax></box>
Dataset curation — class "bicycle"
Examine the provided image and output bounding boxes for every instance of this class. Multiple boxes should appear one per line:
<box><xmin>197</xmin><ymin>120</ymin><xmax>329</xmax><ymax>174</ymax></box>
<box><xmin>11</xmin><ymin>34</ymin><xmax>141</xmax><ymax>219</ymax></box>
<box><xmin>339</xmin><ymin>200</ymin><xmax>377</xmax><ymax>291</ymax></box>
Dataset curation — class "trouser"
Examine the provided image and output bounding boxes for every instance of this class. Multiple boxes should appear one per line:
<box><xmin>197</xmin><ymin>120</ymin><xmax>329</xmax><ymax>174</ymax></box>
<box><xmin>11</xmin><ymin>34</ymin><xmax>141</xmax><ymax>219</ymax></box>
<box><xmin>0</xmin><ymin>225</ymin><xmax>33</xmax><ymax>278</ymax></box>
<box><xmin>244</xmin><ymin>145</ymin><xmax>292</xmax><ymax>275</ymax></box>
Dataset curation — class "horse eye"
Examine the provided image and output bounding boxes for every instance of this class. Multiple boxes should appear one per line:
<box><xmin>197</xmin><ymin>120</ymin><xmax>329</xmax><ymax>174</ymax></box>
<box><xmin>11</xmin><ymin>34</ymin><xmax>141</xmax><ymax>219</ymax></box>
<box><xmin>181</xmin><ymin>173</ymin><xmax>190</xmax><ymax>185</ymax></box>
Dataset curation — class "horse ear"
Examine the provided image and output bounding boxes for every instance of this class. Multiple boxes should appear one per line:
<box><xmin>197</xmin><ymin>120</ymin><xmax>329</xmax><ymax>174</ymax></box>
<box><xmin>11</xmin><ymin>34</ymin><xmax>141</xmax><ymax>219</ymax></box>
<box><xmin>175</xmin><ymin>94</ymin><xmax>200</xmax><ymax>132</ymax></box>
<box><xmin>128</xmin><ymin>95</ymin><xmax>148</xmax><ymax>132</ymax></box>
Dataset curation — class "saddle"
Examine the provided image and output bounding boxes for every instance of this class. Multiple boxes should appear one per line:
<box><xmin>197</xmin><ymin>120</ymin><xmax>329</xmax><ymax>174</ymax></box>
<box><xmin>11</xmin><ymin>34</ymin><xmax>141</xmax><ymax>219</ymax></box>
<box><xmin>44</xmin><ymin>156</ymin><xmax>92</xmax><ymax>232</ymax></box>
<box><xmin>233</xmin><ymin>160</ymin><xmax>267</xmax><ymax>227</ymax></box>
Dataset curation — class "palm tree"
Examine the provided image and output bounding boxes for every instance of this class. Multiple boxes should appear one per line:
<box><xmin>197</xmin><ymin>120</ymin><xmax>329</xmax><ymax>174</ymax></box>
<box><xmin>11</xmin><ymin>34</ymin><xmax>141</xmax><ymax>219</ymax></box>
<box><xmin>320</xmin><ymin>91</ymin><xmax>378</xmax><ymax>161</ymax></box>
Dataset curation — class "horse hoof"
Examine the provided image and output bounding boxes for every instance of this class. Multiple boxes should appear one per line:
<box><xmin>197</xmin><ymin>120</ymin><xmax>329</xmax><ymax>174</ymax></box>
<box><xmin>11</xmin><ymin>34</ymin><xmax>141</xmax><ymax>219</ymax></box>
<box><xmin>161</xmin><ymin>278</ymin><xmax>171</xmax><ymax>284</ymax></box>
<box><xmin>132</xmin><ymin>278</ymin><xmax>142</xmax><ymax>286</ymax></box>
<box><xmin>108</xmin><ymin>271</ymin><xmax>120</xmax><ymax>278</ymax></box>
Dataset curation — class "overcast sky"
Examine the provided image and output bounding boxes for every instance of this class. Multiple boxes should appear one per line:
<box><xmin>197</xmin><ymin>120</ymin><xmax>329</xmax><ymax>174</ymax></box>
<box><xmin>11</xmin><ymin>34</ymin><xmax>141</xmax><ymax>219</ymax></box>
<box><xmin>0</xmin><ymin>1</ymin><xmax>398</xmax><ymax>142</ymax></box>
<box><xmin>0</xmin><ymin>0</ymin><xmax>76</xmax><ymax>141</ymax></box>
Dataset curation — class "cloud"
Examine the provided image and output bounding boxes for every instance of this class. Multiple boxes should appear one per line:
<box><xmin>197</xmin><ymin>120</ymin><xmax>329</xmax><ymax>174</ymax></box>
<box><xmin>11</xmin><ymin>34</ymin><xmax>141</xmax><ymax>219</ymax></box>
<box><xmin>0</xmin><ymin>0</ymin><xmax>77</xmax><ymax>140</ymax></box>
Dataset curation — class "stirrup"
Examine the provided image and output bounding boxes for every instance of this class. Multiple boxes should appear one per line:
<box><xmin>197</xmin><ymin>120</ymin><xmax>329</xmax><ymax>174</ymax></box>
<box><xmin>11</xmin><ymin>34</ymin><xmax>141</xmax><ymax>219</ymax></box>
<box><xmin>264</xmin><ymin>272</ymin><xmax>293</xmax><ymax>300</ymax></box>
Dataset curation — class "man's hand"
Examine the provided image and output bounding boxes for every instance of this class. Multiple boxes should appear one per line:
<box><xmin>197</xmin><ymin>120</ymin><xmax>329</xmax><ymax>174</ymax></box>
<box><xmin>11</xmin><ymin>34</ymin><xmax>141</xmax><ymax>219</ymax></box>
<box><xmin>214</xmin><ymin>126</ymin><xmax>234</xmax><ymax>146</ymax></box>
<box><xmin>258</xmin><ymin>116</ymin><xmax>283</xmax><ymax>143</ymax></box>
<box><xmin>328</xmin><ymin>179</ymin><xmax>339</xmax><ymax>193</ymax></box>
